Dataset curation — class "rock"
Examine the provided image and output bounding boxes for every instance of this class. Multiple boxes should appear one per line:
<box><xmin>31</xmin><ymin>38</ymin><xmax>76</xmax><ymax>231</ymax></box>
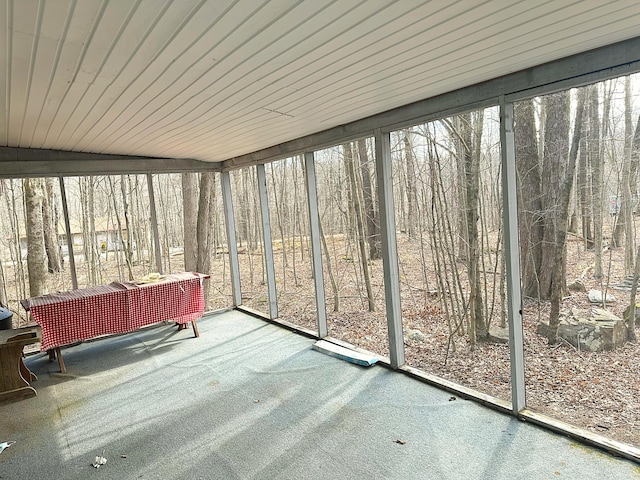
<box><xmin>404</xmin><ymin>329</ymin><xmax>426</xmax><ymax>343</ymax></box>
<box><xmin>487</xmin><ymin>326</ymin><xmax>509</xmax><ymax>344</ymax></box>
<box><xmin>587</xmin><ymin>289</ymin><xmax>615</xmax><ymax>304</ymax></box>
<box><xmin>568</xmin><ymin>279</ymin><xmax>586</xmax><ymax>292</ymax></box>
<box><xmin>612</xmin><ymin>275</ymin><xmax>635</xmax><ymax>291</ymax></box>
<box><xmin>623</xmin><ymin>303</ymin><xmax>640</xmax><ymax>324</ymax></box>
<box><xmin>537</xmin><ymin>307</ymin><xmax>627</xmax><ymax>352</ymax></box>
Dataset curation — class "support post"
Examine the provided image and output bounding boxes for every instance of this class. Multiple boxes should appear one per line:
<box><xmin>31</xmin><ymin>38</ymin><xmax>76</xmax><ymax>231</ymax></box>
<box><xmin>500</xmin><ymin>97</ymin><xmax>526</xmax><ymax>414</ymax></box>
<box><xmin>374</xmin><ymin>130</ymin><xmax>404</xmax><ymax>368</ymax></box>
<box><xmin>304</xmin><ymin>152</ymin><xmax>327</xmax><ymax>337</ymax></box>
<box><xmin>221</xmin><ymin>171</ymin><xmax>242</xmax><ymax>307</ymax></box>
<box><xmin>58</xmin><ymin>177</ymin><xmax>78</xmax><ymax>290</ymax></box>
<box><xmin>146</xmin><ymin>173</ymin><xmax>163</xmax><ymax>274</ymax></box>
<box><xmin>256</xmin><ymin>164</ymin><xmax>278</xmax><ymax>319</ymax></box>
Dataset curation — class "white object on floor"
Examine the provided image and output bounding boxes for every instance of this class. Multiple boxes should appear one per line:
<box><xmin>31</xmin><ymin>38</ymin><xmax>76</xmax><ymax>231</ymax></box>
<box><xmin>0</xmin><ymin>441</ymin><xmax>15</xmax><ymax>454</ymax></box>
<box><xmin>312</xmin><ymin>340</ymin><xmax>378</xmax><ymax>366</ymax></box>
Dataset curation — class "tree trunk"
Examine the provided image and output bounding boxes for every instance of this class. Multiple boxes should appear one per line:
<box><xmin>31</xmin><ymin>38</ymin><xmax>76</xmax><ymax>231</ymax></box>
<box><xmin>196</xmin><ymin>173</ymin><xmax>214</xmax><ymax>273</ymax></box>
<box><xmin>81</xmin><ymin>176</ymin><xmax>99</xmax><ymax>285</ymax></box>
<box><xmin>357</xmin><ymin>139</ymin><xmax>381</xmax><ymax>260</ymax></box>
<box><xmin>182</xmin><ymin>173</ymin><xmax>198</xmax><ymax>271</ymax></box>
<box><xmin>120</xmin><ymin>176</ymin><xmax>134</xmax><ymax>276</ymax></box>
<box><xmin>42</xmin><ymin>177</ymin><xmax>62</xmax><ymax>272</ymax></box>
<box><xmin>627</xmin><ymin>114</ymin><xmax>640</xmax><ymax>343</ymax></box>
<box><xmin>515</xmin><ymin>99</ymin><xmax>543</xmax><ymax>298</ymax></box>
<box><xmin>109</xmin><ymin>177</ymin><xmax>134</xmax><ymax>280</ymax></box>
<box><xmin>24</xmin><ymin>179</ymin><xmax>47</xmax><ymax>297</ymax></box>
<box><xmin>628</xmin><ymin>244</ymin><xmax>640</xmax><ymax>343</ymax></box>
<box><xmin>621</xmin><ymin>76</ymin><xmax>635</xmax><ymax>273</ymax></box>
<box><xmin>319</xmin><ymin>220</ymin><xmax>340</xmax><ymax>312</ymax></box>
<box><xmin>270</xmin><ymin>163</ymin><xmax>288</xmax><ymax>289</ymax></box>
<box><xmin>548</xmin><ymin>89</ymin><xmax>586</xmax><ymax>343</ymax></box>
<box><xmin>460</xmin><ymin>112</ymin><xmax>487</xmax><ymax>343</ymax></box>
<box><xmin>577</xmin><ymin>135</ymin><xmax>593</xmax><ymax>247</ymax></box>
<box><xmin>590</xmin><ymin>84</ymin><xmax>604</xmax><ymax>279</ymax></box>
<box><xmin>344</xmin><ymin>142</ymin><xmax>375</xmax><ymax>312</ymax></box>
<box><xmin>454</xmin><ymin>116</ymin><xmax>470</xmax><ymax>263</ymax></box>
<box><xmin>403</xmin><ymin>130</ymin><xmax>417</xmax><ymax>238</ymax></box>
<box><xmin>538</xmin><ymin>91</ymin><xmax>571</xmax><ymax>300</ymax></box>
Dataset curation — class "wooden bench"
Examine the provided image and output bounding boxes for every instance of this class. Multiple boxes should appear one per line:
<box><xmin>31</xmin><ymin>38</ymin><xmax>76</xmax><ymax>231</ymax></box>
<box><xmin>0</xmin><ymin>326</ymin><xmax>41</xmax><ymax>404</ymax></box>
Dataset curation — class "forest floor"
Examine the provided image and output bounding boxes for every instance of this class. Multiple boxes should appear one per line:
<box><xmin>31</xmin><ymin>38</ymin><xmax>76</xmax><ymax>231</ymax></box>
<box><xmin>5</xmin><ymin>229</ymin><xmax>639</xmax><ymax>451</ymax></box>
<box><xmin>396</xmin><ymin>232</ymin><xmax>640</xmax><ymax>450</ymax></box>
<box><xmin>237</xmin><ymin>231</ymin><xmax>640</xmax><ymax>451</ymax></box>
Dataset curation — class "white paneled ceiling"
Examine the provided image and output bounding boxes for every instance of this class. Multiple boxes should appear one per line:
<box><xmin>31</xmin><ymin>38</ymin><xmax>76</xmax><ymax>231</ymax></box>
<box><xmin>2</xmin><ymin>0</ymin><xmax>640</xmax><ymax>164</ymax></box>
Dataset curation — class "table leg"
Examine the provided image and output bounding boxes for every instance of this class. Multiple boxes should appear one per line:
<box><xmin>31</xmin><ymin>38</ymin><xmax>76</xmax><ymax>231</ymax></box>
<box><xmin>55</xmin><ymin>347</ymin><xmax>66</xmax><ymax>374</ymax></box>
<box><xmin>191</xmin><ymin>320</ymin><xmax>200</xmax><ymax>338</ymax></box>
<box><xmin>46</xmin><ymin>348</ymin><xmax>66</xmax><ymax>373</ymax></box>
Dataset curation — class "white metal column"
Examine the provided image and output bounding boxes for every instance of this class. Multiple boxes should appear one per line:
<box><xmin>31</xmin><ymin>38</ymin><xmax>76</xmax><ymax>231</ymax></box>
<box><xmin>146</xmin><ymin>173</ymin><xmax>163</xmax><ymax>274</ymax></box>
<box><xmin>59</xmin><ymin>176</ymin><xmax>78</xmax><ymax>290</ymax></box>
<box><xmin>500</xmin><ymin>97</ymin><xmax>526</xmax><ymax>414</ymax></box>
<box><xmin>221</xmin><ymin>171</ymin><xmax>242</xmax><ymax>307</ymax></box>
<box><xmin>256</xmin><ymin>164</ymin><xmax>278</xmax><ymax>319</ymax></box>
<box><xmin>374</xmin><ymin>130</ymin><xmax>405</xmax><ymax>369</ymax></box>
<box><xmin>304</xmin><ymin>152</ymin><xmax>328</xmax><ymax>337</ymax></box>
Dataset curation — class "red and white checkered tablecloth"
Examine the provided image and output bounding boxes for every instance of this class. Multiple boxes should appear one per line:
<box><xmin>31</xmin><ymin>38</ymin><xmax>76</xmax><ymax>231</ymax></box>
<box><xmin>23</xmin><ymin>272</ymin><xmax>206</xmax><ymax>351</ymax></box>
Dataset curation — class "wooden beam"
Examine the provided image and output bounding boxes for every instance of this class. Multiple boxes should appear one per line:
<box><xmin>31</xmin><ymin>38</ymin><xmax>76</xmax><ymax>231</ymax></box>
<box><xmin>0</xmin><ymin>147</ymin><xmax>219</xmax><ymax>178</ymax></box>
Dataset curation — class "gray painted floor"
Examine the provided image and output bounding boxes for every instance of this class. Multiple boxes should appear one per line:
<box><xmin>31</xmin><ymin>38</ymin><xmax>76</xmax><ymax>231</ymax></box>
<box><xmin>1</xmin><ymin>310</ymin><xmax>638</xmax><ymax>479</ymax></box>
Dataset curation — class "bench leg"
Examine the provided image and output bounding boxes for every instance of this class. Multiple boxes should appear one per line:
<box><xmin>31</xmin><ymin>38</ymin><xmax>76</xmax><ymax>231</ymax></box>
<box><xmin>0</xmin><ymin>341</ymin><xmax>37</xmax><ymax>404</ymax></box>
<box><xmin>19</xmin><ymin>356</ymin><xmax>37</xmax><ymax>382</ymax></box>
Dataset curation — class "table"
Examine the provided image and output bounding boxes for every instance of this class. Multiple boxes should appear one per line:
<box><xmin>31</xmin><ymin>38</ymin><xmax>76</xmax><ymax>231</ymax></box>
<box><xmin>0</xmin><ymin>327</ymin><xmax>41</xmax><ymax>403</ymax></box>
<box><xmin>21</xmin><ymin>272</ymin><xmax>208</xmax><ymax>373</ymax></box>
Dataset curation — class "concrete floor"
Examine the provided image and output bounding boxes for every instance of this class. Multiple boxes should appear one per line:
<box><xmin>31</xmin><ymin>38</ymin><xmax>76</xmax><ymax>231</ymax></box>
<box><xmin>0</xmin><ymin>310</ymin><xmax>638</xmax><ymax>479</ymax></box>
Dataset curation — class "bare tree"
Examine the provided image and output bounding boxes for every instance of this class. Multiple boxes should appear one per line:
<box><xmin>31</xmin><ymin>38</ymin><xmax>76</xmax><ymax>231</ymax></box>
<box><xmin>357</xmin><ymin>139</ymin><xmax>381</xmax><ymax>260</ymax></box>
<box><xmin>109</xmin><ymin>176</ymin><xmax>134</xmax><ymax>280</ymax></box>
<box><xmin>459</xmin><ymin>112</ymin><xmax>487</xmax><ymax>343</ymax></box>
<box><xmin>515</xmin><ymin>98</ymin><xmax>544</xmax><ymax>298</ymax></box>
<box><xmin>537</xmin><ymin>91</ymin><xmax>571</xmax><ymax>300</ymax></box>
<box><xmin>403</xmin><ymin>130</ymin><xmax>418</xmax><ymax>238</ymax></box>
<box><xmin>577</xmin><ymin>117</ymin><xmax>593</xmax><ymax>248</ymax></box>
<box><xmin>343</xmin><ymin>142</ymin><xmax>375</xmax><ymax>312</ymax></box>
<box><xmin>547</xmin><ymin>89</ymin><xmax>587</xmax><ymax>343</ymax></box>
<box><xmin>42</xmin><ymin>177</ymin><xmax>62</xmax><ymax>272</ymax></box>
<box><xmin>23</xmin><ymin>178</ymin><xmax>47</xmax><ymax>297</ymax></box>
<box><xmin>620</xmin><ymin>76</ymin><xmax>635</xmax><ymax>273</ymax></box>
<box><xmin>590</xmin><ymin>84</ymin><xmax>604</xmax><ymax>279</ymax></box>
<box><xmin>182</xmin><ymin>173</ymin><xmax>198</xmax><ymax>271</ymax></box>
<box><xmin>196</xmin><ymin>172</ymin><xmax>216</xmax><ymax>302</ymax></box>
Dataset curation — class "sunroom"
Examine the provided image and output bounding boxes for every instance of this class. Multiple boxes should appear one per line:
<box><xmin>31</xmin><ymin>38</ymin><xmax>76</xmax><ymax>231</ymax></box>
<box><xmin>1</xmin><ymin>1</ymin><xmax>640</xmax><ymax>477</ymax></box>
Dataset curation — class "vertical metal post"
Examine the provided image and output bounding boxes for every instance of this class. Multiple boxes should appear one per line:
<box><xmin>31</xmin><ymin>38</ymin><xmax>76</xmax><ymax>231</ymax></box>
<box><xmin>221</xmin><ymin>171</ymin><xmax>242</xmax><ymax>307</ymax></box>
<box><xmin>146</xmin><ymin>173</ymin><xmax>163</xmax><ymax>274</ymax></box>
<box><xmin>304</xmin><ymin>152</ymin><xmax>328</xmax><ymax>337</ymax></box>
<box><xmin>500</xmin><ymin>97</ymin><xmax>526</xmax><ymax>414</ymax></box>
<box><xmin>256</xmin><ymin>164</ymin><xmax>278</xmax><ymax>319</ymax></box>
<box><xmin>58</xmin><ymin>176</ymin><xmax>78</xmax><ymax>290</ymax></box>
<box><xmin>374</xmin><ymin>130</ymin><xmax>405</xmax><ymax>369</ymax></box>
